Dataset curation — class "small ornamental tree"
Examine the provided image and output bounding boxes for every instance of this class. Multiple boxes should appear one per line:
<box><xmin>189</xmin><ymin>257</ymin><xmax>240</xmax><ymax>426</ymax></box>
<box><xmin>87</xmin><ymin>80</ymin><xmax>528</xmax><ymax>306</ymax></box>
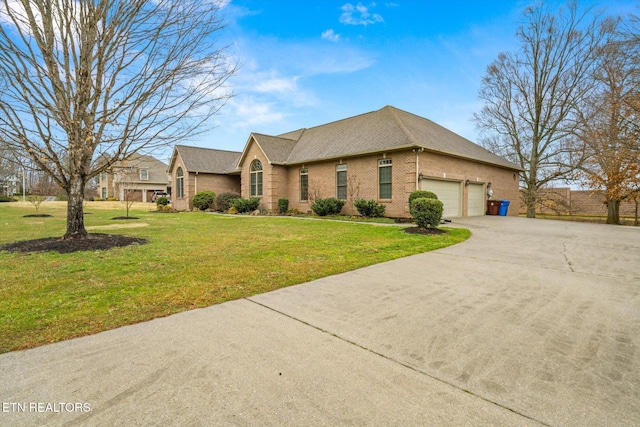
<box><xmin>192</xmin><ymin>190</ymin><xmax>216</xmax><ymax>211</ymax></box>
<box><xmin>410</xmin><ymin>197</ymin><xmax>444</xmax><ymax>229</ymax></box>
<box><xmin>27</xmin><ymin>194</ymin><xmax>46</xmax><ymax>213</ymax></box>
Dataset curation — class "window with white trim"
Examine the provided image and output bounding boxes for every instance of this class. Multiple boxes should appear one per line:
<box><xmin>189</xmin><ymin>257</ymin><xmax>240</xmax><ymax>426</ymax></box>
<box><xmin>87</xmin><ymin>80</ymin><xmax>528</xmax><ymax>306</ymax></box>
<box><xmin>176</xmin><ymin>167</ymin><xmax>184</xmax><ymax>198</ymax></box>
<box><xmin>250</xmin><ymin>160</ymin><xmax>263</xmax><ymax>197</ymax></box>
<box><xmin>378</xmin><ymin>159</ymin><xmax>392</xmax><ymax>199</ymax></box>
<box><xmin>300</xmin><ymin>168</ymin><xmax>308</xmax><ymax>201</ymax></box>
<box><xmin>140</xmin><ymin>169</ymin><xmax>149</xmax><ymax>180</ymax></box>
<box><xmin>336</xmin><ymin>164</ymin><xmax>347</xmax><ymax>200</ymax></box>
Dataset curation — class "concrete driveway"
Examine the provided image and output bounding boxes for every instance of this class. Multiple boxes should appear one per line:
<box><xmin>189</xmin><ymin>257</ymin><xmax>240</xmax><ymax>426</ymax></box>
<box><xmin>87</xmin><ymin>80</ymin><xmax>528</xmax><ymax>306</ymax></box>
<box><xmin>1</xmin><ymin>217</ymin><xmax>638</xmax><ymax>426</ymax></box>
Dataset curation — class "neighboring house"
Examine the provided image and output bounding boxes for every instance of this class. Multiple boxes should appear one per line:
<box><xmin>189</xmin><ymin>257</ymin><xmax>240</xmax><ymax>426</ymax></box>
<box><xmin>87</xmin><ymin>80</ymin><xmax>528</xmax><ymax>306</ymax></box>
<box><xmin>99</xmin><ymin>154</ymin><xmax>170</xmax><ymax>202</ymax></box>
<box><xmin>168</xmin><ymin>145</ymin><xmax>241</xmax><ymax>211</ymax></box>
<box><xmin>234</xmin><ymin>106</ymin><xmax>521</xmax><ymax>218</ymax></box>
<box><xmin>0</xmin><ymin>174</ymin><xmax>20</xmax><ymax>196</ymax></box>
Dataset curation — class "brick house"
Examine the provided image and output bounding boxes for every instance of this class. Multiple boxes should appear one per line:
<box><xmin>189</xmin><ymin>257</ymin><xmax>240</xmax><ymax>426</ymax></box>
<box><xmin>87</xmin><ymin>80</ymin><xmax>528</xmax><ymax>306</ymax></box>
<box><xmin>234</xmin><ymin>106</ymin><xmax>521</xmax><ymax>218</ymax></box>
<box><xmin>99</xmin><ymin>153</ymin><xmax>170</xmax><ymax>202</ymax></box>
<box><xmin>168</xmin><ymin>145</ymin><xmax>241</xmax><ymax>211</ymax></box>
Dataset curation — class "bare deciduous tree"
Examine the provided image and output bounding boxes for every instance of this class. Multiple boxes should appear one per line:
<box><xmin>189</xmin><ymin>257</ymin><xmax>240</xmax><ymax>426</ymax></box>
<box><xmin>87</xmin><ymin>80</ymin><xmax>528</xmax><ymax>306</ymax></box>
<box><xmin>576</xmin><ymin>17</ymin><xmax>640</xmax><ymax>224</ymax></box>
<box><xmin>113</xmin><ymin>166</ymin><xmax>139</xmax><ymax>218</ymax></box>
<box><xmin>0</xmin><ymin>0</ymin><xmax>236</xmax><ymax>238</ymax></box>
<box><xmin>475</xmin><ymin>1</ymin><xmax>600</xmax><ymax>218</ymax></box>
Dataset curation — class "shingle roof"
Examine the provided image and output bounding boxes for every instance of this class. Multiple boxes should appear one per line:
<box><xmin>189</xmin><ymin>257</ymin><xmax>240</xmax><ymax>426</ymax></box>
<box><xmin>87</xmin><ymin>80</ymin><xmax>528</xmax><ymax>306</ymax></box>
<box><xmin>114</xmin><ymin>153</ymin><xmax>169</xmax><ymax>184</ymax></box>
<box><xmin>173</xmin><ymin>145</ymin><xmax>240</xmax><ymax>174</ymax></box>
<box><xmin>277</xmin><ymin>106</ymin><xmax>519</xmax><ymax>169</ymax></box>
<box><xmin>251</xmin><ymin>133</ymin><xmax>297</xmax><ymax>164</ymax></box>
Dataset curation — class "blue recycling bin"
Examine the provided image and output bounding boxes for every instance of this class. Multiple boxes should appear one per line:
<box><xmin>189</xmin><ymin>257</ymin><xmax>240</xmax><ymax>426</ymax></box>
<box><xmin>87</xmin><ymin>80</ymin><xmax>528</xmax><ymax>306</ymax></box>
<box><xmin>498</xmin><ymin>200</ymin><xmax>510</xmax><ymax>216</ymax></box>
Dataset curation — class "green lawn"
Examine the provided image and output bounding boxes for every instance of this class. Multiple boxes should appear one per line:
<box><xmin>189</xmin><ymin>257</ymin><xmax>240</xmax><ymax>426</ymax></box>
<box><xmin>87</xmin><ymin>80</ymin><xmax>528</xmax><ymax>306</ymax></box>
<box><xmin>0</xmin><ymin>201</ymin><xmax>470</xmax><ymax>353</ymax></box>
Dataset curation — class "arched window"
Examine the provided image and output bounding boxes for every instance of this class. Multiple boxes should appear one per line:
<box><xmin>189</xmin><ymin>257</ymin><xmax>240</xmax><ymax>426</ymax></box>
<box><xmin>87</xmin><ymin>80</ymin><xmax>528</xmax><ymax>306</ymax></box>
<box><xmin>176</xmin><ymin>167</ymin><xmax>184</xmax><ymax>198</ymax></box>
<box><xmin>250</xmin><ymin>160</ymin><xmax>263</xmax><ymax>197</ymax></box>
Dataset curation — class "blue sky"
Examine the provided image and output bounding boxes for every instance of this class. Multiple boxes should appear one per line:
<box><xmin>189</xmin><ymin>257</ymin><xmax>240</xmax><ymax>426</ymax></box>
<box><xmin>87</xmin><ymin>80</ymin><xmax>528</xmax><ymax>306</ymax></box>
<box><xmin>184</xmin><ymin>0</ymin><xmax>638</xmax><ymax>157</ymax></box>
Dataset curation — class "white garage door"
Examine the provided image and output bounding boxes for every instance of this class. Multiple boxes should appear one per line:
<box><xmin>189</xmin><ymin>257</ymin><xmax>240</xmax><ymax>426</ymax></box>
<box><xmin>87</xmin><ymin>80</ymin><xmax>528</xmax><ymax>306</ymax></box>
<box><xmin>420</xmin><ymin>179</ymin><xmax>461</xmax><ymax>218</ymax></box>
<box><xmin>468</xmin><ymin>183</ymin><xmax>485</xmax><ymax>216</ymax></box>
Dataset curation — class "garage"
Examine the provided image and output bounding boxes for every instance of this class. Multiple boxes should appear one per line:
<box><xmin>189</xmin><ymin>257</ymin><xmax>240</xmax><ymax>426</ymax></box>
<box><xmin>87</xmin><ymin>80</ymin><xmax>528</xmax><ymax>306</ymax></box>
<box><xmin>467</xmin><ymin>183</ymin><xmax>486</xmax><ymax>216</ymax></box>
<box><xmin>420</xmin><ymin>179</ymin><xmax>461</xmax><ymax>218</ymax></box>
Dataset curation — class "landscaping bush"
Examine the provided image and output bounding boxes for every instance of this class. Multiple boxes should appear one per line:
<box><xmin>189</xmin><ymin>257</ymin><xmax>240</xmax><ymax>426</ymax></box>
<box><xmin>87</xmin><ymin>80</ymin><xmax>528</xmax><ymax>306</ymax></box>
<box><xmin>408</xmin><ymin>190</ymin><xmax>438</xmax><ymax>206</ymax></box>
<box><xmin>107</xmin><ymin>197</ymin><xmax>117</xmax><ymax>201</ymax></box>
<box><xmin>232</xmin><ymin>197</ymin><xmax>261</xmax><ymax>213</ymax></box>
<box><xmin>0</xmin><ymin>195</ymin><xmax>15</xmax><ymax>202</ymax></box>
<box><xmin>410</xmin><ymin>197</ymin><xmax>444</xmax><ymax>229</ymax></box>
<box><xmin>354</xmin><ymin>199</ymin><xmax>386</xmax><ymax>217</ymax></box>
<box><xmin>156</xmin><ymin>196</ymin><xmax>169</xmax><ymax>207</ymax></box>
<box><xmin>215</xmin><ymin>191</ymin><xmax>240</xmax><ymax>212</ymax></box>
<box><xmin>192</xmin><ymin>190</ymin><xmax>216</xmax><ymax>211</ymax></box>
<box><xmin>311</xmin><ymin>197</ymin><xmax>345</xmax><ymax>216</ymax></box>
<box><xmin>278</xmin><ymin>198</ymin><xmax>289</xmax><ymax>214</ymax></box>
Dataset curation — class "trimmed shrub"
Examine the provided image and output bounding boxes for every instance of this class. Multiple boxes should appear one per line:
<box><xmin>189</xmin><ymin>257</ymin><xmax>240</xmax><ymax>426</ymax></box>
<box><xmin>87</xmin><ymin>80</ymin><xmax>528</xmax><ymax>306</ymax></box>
<box><xmin>408</xmin><ymin>190</ymin><xmax>438</xmax><ymax>206</ymax></box>
<box><xmin>215</xmin><ymin>191</ymin><xmax>240</xmax><ymax>212</ymax></box>
<box><xmin>232</xmin><ymin>197</ymin><xmax>261</xmax><ymax>213</ymax></box>
<box><xmin>311</xmin><ymin>197</ymin><xmax>345</xmax><ymax>216</ymax></box>
<box><xmin>0</xmin><ymin>195</ymin><xmax>15</xmax><ymax>202</ymax></box>
<box><xmin>107</xmin><ymin>197</ymin><xmax>117</xmax><ymax>201</ymax></box>
<box><xmin>410</xmin><ymin>197</ymin><xmax>444</xmax><ymax>229</ymax></box>
<box><xmin>354</xmin><ymin>199</ymin><xmax>386</xmax><ymax>217</ymax></box>
<box><xmin>278</xmin><ymin>198</ymin><xmax>289</xmax><ymax>214</ymax></box>
<box><xmin>156</xmin><ymin>196</ymin><xmax>169</xmax><ymax>207</ymax></box>
<box><xmin>192</xmin><ymin>190</ymin><xmax>216</xmax><ymax>211</ymax></box>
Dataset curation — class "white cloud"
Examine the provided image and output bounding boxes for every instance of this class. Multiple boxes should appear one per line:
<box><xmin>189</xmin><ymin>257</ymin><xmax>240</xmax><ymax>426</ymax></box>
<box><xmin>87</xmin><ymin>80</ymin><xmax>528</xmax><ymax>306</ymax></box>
<box><xmin>339</xmin><ymin>2</ymin><xmax>383</xmax><ymax>26</ymax></box>
<box><xmin>230</xmin><ymin>97</ymin><xmax>287</xmax><ymax>127</ymax></box>
<box><xmin>253</xmin><ymin>76</ymin><xmax>299</xmax><ymax>94</ymax></box>
<box><xmin>321</xmin><ymin>29</ymin><xmax>340</xmax><ymax>42</ymax></box>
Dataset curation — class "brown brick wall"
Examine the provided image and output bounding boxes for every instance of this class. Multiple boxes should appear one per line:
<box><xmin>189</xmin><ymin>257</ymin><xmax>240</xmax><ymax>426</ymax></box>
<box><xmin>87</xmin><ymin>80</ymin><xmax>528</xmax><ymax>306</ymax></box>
<box><xmin>529</xmin><ymin>188</ymin><xmax>638</xmax><ymax>216</ymax></box>
<box><xmin>275</xmin><ymin>149</ymin><xmax>521</xmax><ymax>218</ymax></box>
<box><xmin>419</xmin><ymin>151</ymin><xmax>521</xmax><ymax>217</ymax></box>
<box><xmin>237</xmin><ymin>140</ymin><xmax>520</xmax><ymax>217</ymax></box>
<box><xmin>280</xmin><ymin>151</ymin><xmax>413</xmax><ymax>217</ymax></box>
<box><xmin>171</xmin><ymin>153</ymin><xmax>240</xmax><ymax>211</ymax></box>
<box><xmin>240</xmin><ymin>141</ymin><xmax>273</xmax><ymax>210</ymax></box>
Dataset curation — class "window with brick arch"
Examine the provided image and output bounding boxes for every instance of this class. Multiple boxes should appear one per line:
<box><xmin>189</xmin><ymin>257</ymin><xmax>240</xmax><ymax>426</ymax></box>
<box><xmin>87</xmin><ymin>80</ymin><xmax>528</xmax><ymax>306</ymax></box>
<box><xmin>250</xmin><ymin>160</ymin><xmax>263</xmax><ymax>197</ymax></box>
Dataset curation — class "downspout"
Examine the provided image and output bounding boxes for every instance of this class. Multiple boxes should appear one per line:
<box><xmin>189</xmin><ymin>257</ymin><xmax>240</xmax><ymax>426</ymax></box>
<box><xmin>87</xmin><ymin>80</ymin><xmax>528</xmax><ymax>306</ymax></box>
<box><xmin>194</xmin><ymin>171</ymin><xmax>198</xmax><ymax>194</ymax></box>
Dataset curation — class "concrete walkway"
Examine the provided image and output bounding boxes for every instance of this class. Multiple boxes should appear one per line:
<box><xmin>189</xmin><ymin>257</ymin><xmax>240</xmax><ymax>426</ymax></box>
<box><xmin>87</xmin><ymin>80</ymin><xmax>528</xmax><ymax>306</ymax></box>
<box><xmin>1</xmin><ymin>217</ymin><xmax>638</xmax><ymax>426</ymax></box>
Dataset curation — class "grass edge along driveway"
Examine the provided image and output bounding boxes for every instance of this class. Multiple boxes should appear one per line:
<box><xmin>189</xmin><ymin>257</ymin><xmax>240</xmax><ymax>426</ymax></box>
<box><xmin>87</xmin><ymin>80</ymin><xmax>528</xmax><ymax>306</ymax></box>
<box><xmin>0</xmin><ymin>203</ymin><xmax>470</xmax><ymax>353</ymax></box>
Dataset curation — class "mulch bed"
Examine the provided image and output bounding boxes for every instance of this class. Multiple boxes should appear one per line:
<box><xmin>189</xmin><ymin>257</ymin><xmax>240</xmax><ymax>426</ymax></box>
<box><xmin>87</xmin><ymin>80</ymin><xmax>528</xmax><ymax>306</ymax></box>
<box><xmin>0</xmin><ymin>233</ymin><xmax>148</xmax><ymax>254</ymax></box>
<box><xmin>110</xmin><ymin>216</ymin><xmax>140</xmax><ymax>220</ymax></box>
<box><xmin>403</xmin><ymin>226</ymin><xmax>447</xmax><ymax>235</ymax></box>
<box><xmin>22</xmin><ymin>214</ymin><xmax>53</xmax><ymax>218</ymax></box>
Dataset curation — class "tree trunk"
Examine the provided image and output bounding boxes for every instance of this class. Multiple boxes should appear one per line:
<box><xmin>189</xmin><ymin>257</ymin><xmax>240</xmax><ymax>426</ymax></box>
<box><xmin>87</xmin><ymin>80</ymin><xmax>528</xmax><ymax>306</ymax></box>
<box><xmin>524</xmin><ymin>184</ymin><xmax>537</xmax><ymax>218</ymax></box>
<box><xmin>64</xmin><ymin>175</ymin><xmax>88</xmax><ymax>239</ymax></box>
<box><xmin>606</xmin><ymin>199</ymin><xmax>620</xmax><ymax>225</ymax></box>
